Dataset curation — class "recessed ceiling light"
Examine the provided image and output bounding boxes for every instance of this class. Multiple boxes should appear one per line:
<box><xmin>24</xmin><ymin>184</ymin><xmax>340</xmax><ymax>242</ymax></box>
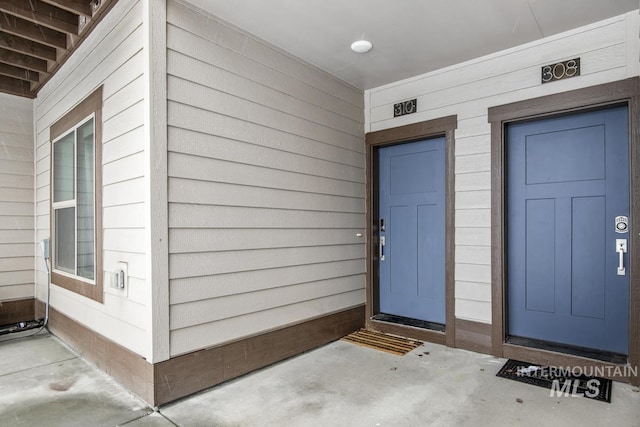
<box><xmin>351</xmin><ymin>40</ymin><xmax>373</xmax><ymax>53</ymax></box>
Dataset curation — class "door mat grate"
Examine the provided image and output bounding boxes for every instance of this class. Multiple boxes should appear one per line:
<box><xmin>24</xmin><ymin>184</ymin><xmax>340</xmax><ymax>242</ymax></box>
<box><xmin>496</xmin><ymin>359</ymin><xmax>612</xmax><ymax>403</ymax></box>
<box><xmin>341</xmin><ymin>329</ymin><xmax>422</xmax><ymax>356</ymax></box>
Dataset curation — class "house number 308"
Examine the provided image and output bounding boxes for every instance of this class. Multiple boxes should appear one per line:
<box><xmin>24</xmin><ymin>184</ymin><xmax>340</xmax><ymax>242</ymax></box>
<box><xmin>541</xmin><ymin>58</ymin><xmax>580</xmax><ymax>84</ymax></box>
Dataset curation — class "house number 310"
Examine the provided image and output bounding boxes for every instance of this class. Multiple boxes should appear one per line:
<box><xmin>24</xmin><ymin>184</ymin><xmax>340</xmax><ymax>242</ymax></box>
<box><xmin>394</xmin><ymin>99</ymin><xmax>417</xmax><ymax>117</ymax></box>
<box><xmin>541</xmin><ymin>58</ymin><xmax>580</xmax><ymax>84</ymax></box>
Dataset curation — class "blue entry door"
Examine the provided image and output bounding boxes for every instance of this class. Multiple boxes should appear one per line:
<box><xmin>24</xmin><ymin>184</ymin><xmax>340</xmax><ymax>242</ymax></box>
<box><xmin>507</xmin><ymin>105</ymin><xmax>629</xmax><ymax>354</ymax></box>
<box><xmin>378</xmin><ymin>137</ymin><xmax>446</xmax><ymax>324</ymax></box>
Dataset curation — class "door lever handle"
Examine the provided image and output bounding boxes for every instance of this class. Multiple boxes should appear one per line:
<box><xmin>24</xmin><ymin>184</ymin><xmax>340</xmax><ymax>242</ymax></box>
<box><xmin>616</xmin><ymin>239</ymin><xmax>627</xmax><ymax>276</ymax></box>
<box><xmin>379</xmin><ymin>236</ymin><xmax>385</xmax><ymax>261</ymax></box>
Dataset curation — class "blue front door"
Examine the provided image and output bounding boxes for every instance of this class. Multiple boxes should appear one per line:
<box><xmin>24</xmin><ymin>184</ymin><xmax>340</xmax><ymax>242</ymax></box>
<box><xmin>507</xmin><ymin>105</ymin><xmax>630</xmax><ymax>354</ymax></box>
<box><xmin>378</xmin><ymin>137</ymin><xmax>446</xmax><ymax>324</ymax></box>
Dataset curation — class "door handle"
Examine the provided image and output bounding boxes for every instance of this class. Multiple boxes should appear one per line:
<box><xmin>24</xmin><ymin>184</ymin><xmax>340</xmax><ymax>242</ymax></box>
<box><xmin>379</xmin><ymin>236</ymin><xmax>385</xmax><ymax>261</ymax></box>
<box><xmin>616</xmin><ymin>239</ymin><xmax>627</xmax><ymax>276</ymax></box>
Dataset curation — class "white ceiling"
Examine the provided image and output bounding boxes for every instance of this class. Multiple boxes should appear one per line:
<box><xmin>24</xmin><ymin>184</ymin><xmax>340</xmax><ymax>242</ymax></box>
<box><xmin>188</xmin><ymin>0</ymin><xmax>639</xmax><ymax>90</ymax></box>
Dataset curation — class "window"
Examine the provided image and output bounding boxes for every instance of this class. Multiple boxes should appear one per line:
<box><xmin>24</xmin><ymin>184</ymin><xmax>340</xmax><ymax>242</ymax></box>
<box><xmin>50</xmin><ymin>87</ymin><xmax>103</xmax><ymax>302</ymax></box>
<box><xmin>53</xmin><ymin>116</ymin><xmax>95</xmax><ymax>279</ymax></box>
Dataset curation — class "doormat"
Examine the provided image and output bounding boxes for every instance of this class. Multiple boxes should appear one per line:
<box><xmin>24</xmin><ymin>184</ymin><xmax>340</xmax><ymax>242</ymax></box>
<box><xmin>341</xmin><ymin>329</ymin><xmax>422</xmax><ymax>356</ymax></box>
<box><xmin>496</xmin><ymin>359</ymin><xmax>612</xmax><ymax>403</ymax></box>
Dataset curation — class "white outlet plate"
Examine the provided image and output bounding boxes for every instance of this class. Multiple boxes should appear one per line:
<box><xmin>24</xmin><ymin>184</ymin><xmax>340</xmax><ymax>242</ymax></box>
<box><xmin>105</xmin><ymin>261</ymin><xmax>129</xmax><ymax>298</ymax></box>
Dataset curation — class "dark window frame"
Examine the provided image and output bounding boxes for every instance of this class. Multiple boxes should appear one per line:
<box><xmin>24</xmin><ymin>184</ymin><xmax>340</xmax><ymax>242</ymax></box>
<box><xmin>49</xmin><ymin>86</ymin><xmax>103</xmax><ymax>303</ymax></box>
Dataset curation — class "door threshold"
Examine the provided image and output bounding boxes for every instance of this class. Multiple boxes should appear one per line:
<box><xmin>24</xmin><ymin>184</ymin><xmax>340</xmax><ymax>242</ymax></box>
<box><xmin>372</xmin><ymin>313</ymin><xmax>445</xmax><ymax>333</ymax></box>
<box><xmin>506</xmin><ymin>336</ymin><xmax>627</xmax><ymax>364</ymax></box>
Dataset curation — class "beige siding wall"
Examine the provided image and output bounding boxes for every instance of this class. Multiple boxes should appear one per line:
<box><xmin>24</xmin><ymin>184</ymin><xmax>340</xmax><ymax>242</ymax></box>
<box><xmin>34</xmin><ymin>0</ymin><xmax>148</xmax><ymax>356</ymax></box>
<box><xmin>0</xmin><ymin>94</ymin><xmax>34</xmax><ymax>303</ymax></box>
<box><xmin>167</xmin><ymin>0</ymin><xmax>365</xmax><ymax>356</ymax></box>
<box><xmin>365</xmin><ymin>11</ymin><xmax>640</xmax><ymax>324</ymax></box>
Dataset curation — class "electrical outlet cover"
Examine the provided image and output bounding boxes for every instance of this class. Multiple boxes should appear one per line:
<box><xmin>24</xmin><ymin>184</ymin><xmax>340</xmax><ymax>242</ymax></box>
<box><xmin>105</xmin><ymin>261</ymin><xmax>129</xmax><ymax>298</ymax></box>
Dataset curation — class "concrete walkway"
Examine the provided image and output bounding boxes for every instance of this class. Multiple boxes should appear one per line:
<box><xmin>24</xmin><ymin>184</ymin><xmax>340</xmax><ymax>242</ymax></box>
<box><xmin>1</xmin><ymin>332</ymin><xmax>639</xmax><ymax>426</ymax></box>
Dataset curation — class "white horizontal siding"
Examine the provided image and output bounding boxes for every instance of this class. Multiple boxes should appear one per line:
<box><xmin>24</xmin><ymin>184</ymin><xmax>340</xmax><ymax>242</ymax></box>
<box><xmin>169</xmin><ymin>179</ymin><xmax>364</xmax><ymax>213</ymax></box>
<box><xmin>0</xmin><ymin>93</ymin><xmax>33</xmax><ymax>303</ymax></box>
<box><xmin>366</xmin><ymin>11</ymin><xmax>640</xmax><ymax>324</ymax></box>
<box><xmin>103</xmin><ymin>123</ymin><xmax>144</xmax><ymax>166</ymax></box>
<box><xmin>33</xmin><ymin>0</ymin><xmax>148</xmax><ymax>357</ymax></box>
<box><xmin>167</xmin><ymin>0</ymin><xmax>365</xmax><ymax>356</ymax></box>
<box><xmin>167</xmin><ymin>3</ymin><xmax>362</xmax><ymax>111</ymax></box>
<box><xmin>168</xmin><ymin>150</ymin><xmax>363</xmax><ymax>198</ymax></box>
<box><xmin>169</xmin><ymin>205</ymin><xmax>363</xmax><ymax>230</ymax></box>
<box><xmin>167</xmin><ymin>51</ymin><xmax>363</xmax><ymax>139</ymax></box>
<box><xmin>168</xmin><ymin>126</ymin><xmax>363</xmax><ymax>178</ymax></box>
<box><xmin>45</xmin><ymin>286</ymin><xmax>146</xmax><ymax>353</ymax></box>
<box><xmin>171</xmin><ymin>275</ymin><xmax>363</xmax><ymax>330</ymax></box>
<box><xmin>0</xmin><ymin>284</ymin><xmax>34</xmax><ymax>300</ymax></box>
<box><xmin>171</xmin><ymin>260</ymin><xmax>365</xmax><ymax>304</ymax></box>
<box><xmin>0</xmin><ymin>244</ymin><xmax>32</xmax><ymax>258</ymax></box>
<box><xmin>170</xmin><ymin>291</ymin><xmax>364</xmax><ymax>356</ymax></box>
<box><xmin>170</xmin><ymin>245</ymin><xmax>363</xmax><ymax>279</ymax></box>
<box><xmin>455</xmin><ymin>209</ymin><xmax>490</xmax><ymax>228</ymax></box>
<box><xmin>168</xmin><ymin>76</ymin><xmax>362</xmax><ymax>153</ymax></box>
<box><xmin>170</xmin><ymin>229</ymin><xmax>364</xmax><ymax>253</ymax></box>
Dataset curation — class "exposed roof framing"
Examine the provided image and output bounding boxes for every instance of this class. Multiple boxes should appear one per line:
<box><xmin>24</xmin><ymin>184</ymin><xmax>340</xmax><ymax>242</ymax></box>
<box><xmin>0</xmin><ymin>0</ymin><xmax>118</xmax><ymax>98</ymax></box>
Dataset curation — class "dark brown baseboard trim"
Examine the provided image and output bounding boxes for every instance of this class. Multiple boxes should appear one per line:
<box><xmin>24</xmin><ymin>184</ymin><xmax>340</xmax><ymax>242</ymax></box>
<box><xmin>35</xmin><ymin>299</ymin><xmax>44</xmax><ymax>320</ymax></box>
<box><xmin>45</xmin><ymin>305</ymin><xmax>155</xmax><ymax>405</ymax></box>
<box><xmin>0</xmin><ymin>298</ymin><xmax>35</xmax><ymax>326</ymax></box>
<box><xmin>454</xmin><ymin>319</ymin><xmax>492</xmax><ymax>355</ymax></box>
<box><xmin>154</xmin><ymin>305</ymin><xmax>365</xmax><ymax>405</ymax></box>
<box><xmin>366</xmin><ymin>318</ymin><xmax>447</xmax><ymax>346</ymax></box>
<box><xmin>39</xmin><ymin>301</ymin><xmax>365</xmax><ymax>406</ymax></box>
<box><xmin>503</xmin><ymin>343</ymin><xmax>639</xmax><ymax>385</ymax></box>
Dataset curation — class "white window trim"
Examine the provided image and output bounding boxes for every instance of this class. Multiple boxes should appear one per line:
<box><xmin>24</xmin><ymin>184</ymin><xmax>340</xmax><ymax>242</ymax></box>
<box><xmin>51</xmin><ymin>113</ymin><xmax>97</xmax><ymax>286</ymax></box>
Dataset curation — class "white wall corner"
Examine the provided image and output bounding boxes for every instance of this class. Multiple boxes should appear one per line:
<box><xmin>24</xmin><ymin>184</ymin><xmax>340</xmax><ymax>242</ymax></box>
<box><xmin>143</xmin><ymin>0</ymin><xmax>170</xmax><ymax>363</ymax></box>
<box><xmin>626</xmin><ymin>10</ymin><xmax>640</xmax><ymax>77</ymax></box>
<box><xmin>364</xmin><ymin>90</ymin><xmax>371</xmax><ymax>133</ymax></box>
<box><xmin>32</xmin><ymin>98</ymin><xmax>38</xmax><ymax>296</ymax></box>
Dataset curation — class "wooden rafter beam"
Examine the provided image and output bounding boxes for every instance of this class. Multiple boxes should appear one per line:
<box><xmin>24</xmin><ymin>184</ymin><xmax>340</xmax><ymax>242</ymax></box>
<box><xmin>0</xmin><ymin>15</ymin><xmax>67</xmax><ymax>49</ymax></box>
<box><xmin>0</xmin><ymin>62</ymin><xmax>39</xmax><ymax>82</ymax></box>
<box><xmin>0</xmin><ymin>0</ymin><xmax>117</xmax><ymax>98</ymax></box>
<box><xmin>0</xmin><ymin>0</ymin><xmax>78</xmax><ymax>35</ymax></box>
<box><xmin>0</xmin><ymin>46</ymin><xmax>47</xmax><ymax>72</ymax></box>
<box><xmin>0</xmin><ymin>75</ymin><xmax>34</xmax><ymax>97</ymax></box>
<box><xmin>0</xmin><ymin>32</ymin><xmax>56</xmax><ymax>61</ymax></box>
<box><xmin>40</xmin><ymin>0</ymin><xmax>91</xmax><ymax>17</ymax></box>
<box><xmin>33</xmin><ymin>0</ymin><xmax>116</xmax><ymax>96</ymax></box>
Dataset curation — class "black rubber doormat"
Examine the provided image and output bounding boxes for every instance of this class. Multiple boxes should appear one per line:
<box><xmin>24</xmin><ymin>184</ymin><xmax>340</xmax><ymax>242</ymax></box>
<box><xmin>496</xmin><ymin>359</ymin><xmax>612</xmax><ymax>403</ymax></box>
<box><xmin>341</xmin><ymin>329</ymin><xmax>422</xmax><ymax>356</ymax></box>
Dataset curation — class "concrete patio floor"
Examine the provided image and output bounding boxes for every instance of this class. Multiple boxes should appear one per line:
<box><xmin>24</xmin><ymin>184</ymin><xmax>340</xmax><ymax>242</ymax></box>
<box><xmin>1</xmin><ymin>331</ymin><xmax>640</xmax><ymax>426</ymax></box>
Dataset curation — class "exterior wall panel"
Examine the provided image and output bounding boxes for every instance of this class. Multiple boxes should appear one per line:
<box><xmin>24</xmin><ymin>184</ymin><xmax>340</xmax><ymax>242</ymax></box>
<box><xmin>34</xmin><ymin>0</ymin><xmax>148</xmax><ymax>357</ymax></box>
<box><xmin>167</xmin><ymin>0</ymin><xmax>365</xmax><ymax>356</ymax></box>
<box><xmin>0</xmin><ymin>94</ymin><xmax>34</xmax><ymax>304</ymax></box>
